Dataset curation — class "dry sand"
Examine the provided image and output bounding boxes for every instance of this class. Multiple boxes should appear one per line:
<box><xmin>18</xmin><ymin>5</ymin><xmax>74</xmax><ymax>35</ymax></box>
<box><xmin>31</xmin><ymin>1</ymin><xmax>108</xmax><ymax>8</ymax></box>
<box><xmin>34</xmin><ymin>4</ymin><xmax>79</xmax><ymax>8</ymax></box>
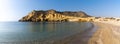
<box><xmin>89</xmin><ymin>22</ymin><xmax>120</xmax><ymax>44</ymax></box>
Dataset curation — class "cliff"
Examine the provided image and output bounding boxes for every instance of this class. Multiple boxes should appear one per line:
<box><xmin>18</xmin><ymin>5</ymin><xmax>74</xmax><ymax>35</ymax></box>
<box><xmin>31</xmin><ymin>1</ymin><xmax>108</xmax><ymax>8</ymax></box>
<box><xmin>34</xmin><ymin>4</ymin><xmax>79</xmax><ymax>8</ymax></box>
<box><xmin>19</xmin><ymin>9</ymin><xmax>91</xmax><ymax>22</ymax></box>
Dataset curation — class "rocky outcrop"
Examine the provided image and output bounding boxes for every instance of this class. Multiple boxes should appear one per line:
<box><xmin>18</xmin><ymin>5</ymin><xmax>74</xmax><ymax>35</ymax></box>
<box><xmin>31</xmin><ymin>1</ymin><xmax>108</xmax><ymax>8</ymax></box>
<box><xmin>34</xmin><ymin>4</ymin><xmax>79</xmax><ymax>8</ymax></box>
<box><xmin>19</xmin><ymin>9</ymin><xmax>91</xmax><ymax>22</ymax></box>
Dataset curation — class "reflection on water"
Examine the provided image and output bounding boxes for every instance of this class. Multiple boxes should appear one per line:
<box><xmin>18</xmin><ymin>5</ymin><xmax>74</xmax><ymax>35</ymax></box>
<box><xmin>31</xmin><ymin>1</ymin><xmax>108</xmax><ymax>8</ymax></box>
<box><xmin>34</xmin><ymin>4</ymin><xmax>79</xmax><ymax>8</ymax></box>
<box><xmin>30</xmin><ymin>22</ymin><xmax>57</xmax><ymax>32</ymax></box>
<box><xmin>0</xmin><ymin>22</ymin><xmax>92</xmax><ymax>43</ymax></box>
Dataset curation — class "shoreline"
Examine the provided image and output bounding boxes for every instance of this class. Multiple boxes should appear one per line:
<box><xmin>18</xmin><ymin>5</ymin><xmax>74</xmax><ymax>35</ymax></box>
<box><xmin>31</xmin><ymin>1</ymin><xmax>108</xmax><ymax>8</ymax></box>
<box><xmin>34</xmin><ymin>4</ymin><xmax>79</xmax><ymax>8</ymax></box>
<box><xmin>53</xmin><ymin>22</ymin><xmax>97</xmax><ymax>44</ymax></box>
<box><xmin>53</xmin><ymin>21</ymin><xmax>120</xmax><ymax>44</ymax></box>
<box><xmin>0</xmin><ymin>22</ymin><xmax>97</xmax><ymax>44</ymax></box>
<box><xmin>2</xmin><ymin>22</ymin><xmax>120</xmax><ymax>44</ymax></box>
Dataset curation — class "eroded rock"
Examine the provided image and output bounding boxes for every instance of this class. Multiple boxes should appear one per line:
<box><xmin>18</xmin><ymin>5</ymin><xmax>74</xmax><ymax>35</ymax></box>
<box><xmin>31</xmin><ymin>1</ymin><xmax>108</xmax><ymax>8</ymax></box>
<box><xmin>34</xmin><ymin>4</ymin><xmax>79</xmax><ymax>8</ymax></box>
<box><xmin>19</xmin><ymin>9</ymin><xmax>90</xmax><ymax>22</ymax></box>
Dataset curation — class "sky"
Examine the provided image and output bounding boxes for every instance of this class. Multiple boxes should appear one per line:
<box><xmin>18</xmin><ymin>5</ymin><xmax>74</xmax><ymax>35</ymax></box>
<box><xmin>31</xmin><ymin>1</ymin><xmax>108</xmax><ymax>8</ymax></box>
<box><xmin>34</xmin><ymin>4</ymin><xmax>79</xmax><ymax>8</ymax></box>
<box><xmin>0</xmin><ymin>0</ymin><xmax>120</xmax><ymax>21</ymax></box>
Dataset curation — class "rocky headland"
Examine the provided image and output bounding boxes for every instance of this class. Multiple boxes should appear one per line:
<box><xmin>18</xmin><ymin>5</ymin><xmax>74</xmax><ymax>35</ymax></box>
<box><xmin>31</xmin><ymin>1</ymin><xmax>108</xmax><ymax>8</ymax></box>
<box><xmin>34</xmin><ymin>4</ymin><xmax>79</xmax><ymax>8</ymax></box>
<box><xmin>19</xmin><ymin>9</ymin><xmax>91</xmax><ymax>22</ymax></box>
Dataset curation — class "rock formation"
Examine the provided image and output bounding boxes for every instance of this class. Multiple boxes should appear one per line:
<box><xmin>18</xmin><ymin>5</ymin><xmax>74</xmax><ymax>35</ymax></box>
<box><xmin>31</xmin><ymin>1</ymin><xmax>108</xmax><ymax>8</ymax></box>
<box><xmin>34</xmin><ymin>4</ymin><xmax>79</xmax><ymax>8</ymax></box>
<box><xmin>19</xmin><ymin>9</ymin><xmax>91</xmax><ymax>22</ymax></box>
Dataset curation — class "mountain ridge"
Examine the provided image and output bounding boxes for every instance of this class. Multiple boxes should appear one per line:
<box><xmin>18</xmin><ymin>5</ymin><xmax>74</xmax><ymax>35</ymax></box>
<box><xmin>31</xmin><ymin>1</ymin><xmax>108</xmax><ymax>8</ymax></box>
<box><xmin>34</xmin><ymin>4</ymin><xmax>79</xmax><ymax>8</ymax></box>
<box><xmin>19</xmin><ymin>9</ymin><xmax>91</xmax><ymax>22</ymax></box>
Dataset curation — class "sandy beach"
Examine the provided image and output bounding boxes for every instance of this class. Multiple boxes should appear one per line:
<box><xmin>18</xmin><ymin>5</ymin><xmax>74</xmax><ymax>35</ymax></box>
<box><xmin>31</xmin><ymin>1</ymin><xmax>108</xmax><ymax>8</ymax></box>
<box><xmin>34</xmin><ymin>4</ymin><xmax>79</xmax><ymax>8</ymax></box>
<box><xmin>89</xmin><ymin>21</ymin><xmax>120</xmax><ymax>44</ymax></box>
<box><xmin>53</xmin><ymin>21</ymin><xmax>120</xmax><ymax>44</ymax></box>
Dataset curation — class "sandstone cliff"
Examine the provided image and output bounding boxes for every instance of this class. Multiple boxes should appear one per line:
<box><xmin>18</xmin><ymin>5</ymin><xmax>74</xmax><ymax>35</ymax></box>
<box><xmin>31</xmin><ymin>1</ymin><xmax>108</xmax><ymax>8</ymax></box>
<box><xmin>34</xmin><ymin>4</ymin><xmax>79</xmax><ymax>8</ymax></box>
<box><xmin>19</xmin><ymin>9</ymin><xmax>90</xmax><ymax>22</ymax></box>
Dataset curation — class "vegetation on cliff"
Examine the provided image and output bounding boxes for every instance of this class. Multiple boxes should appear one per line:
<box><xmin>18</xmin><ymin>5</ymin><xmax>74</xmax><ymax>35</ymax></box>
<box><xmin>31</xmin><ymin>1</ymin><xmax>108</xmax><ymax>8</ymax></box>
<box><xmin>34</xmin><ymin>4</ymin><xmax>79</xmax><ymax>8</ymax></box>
<box><xmin>19</xmin><ymin>9</ymin><xmax>91</xmax><ymax>22</ymax></box>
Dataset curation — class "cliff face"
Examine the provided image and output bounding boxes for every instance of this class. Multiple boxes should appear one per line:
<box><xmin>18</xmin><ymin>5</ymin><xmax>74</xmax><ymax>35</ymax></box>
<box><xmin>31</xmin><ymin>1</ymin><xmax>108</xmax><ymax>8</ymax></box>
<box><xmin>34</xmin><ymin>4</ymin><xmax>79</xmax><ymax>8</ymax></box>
<box><xmin>19</xmin><ymin>9</ymin><xmax>90</xmax><ymax>22</ymax></box>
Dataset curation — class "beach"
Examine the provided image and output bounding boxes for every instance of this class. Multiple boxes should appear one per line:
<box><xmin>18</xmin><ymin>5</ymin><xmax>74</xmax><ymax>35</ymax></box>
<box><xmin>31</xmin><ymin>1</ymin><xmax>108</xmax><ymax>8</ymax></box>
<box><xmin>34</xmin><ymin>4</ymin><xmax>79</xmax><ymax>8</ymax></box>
<box><xmin>53</xmin><ymin>21</ymin><xmax>120</xmax><ymax>44</ymax></box>
<box><xmin>89</xmin><ymin>21</ymin><xmax>120</xmax><ymax>44</ymax></box>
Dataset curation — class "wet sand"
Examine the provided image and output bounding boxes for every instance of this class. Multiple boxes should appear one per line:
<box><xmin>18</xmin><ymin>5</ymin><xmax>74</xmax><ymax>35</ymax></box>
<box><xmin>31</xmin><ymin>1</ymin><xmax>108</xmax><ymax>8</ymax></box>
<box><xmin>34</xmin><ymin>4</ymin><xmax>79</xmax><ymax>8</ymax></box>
<box><xmin>89</xmin><ymin>22</ymin><xmax>120</xmax><ymax>44</ymax></box>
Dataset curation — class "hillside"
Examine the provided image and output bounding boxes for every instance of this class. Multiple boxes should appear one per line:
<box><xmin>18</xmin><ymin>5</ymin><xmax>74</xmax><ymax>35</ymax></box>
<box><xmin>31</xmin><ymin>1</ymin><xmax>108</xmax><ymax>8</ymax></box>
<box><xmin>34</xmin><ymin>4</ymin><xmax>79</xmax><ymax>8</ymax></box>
<box><xmin>19</xmin><ymin>9</ymin><xmax>91</xmax><ymax>22</ymax></box>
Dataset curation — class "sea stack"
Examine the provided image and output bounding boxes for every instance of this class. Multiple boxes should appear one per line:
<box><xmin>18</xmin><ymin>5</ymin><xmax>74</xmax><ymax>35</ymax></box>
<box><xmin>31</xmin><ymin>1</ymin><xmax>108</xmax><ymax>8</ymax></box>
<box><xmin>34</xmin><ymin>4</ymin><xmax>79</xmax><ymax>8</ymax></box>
<box><xmin>19</xmin><ymin>9</ymin><xmax>90</xmax><ymax>22</ymax></box>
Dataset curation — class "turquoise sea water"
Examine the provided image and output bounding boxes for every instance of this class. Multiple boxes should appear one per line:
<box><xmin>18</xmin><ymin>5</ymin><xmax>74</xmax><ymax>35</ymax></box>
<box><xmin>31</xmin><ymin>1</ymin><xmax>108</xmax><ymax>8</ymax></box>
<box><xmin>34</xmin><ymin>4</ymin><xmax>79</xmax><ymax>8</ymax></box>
<box><xmin>0</xmin><ymin>22</ymin><xmax>93</xmax><ymax>44</ymax></box>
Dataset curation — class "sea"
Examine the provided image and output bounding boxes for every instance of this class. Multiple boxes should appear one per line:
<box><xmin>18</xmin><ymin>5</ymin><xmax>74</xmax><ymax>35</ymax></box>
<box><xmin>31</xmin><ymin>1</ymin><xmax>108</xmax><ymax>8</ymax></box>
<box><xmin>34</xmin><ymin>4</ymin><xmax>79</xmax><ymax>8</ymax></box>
<box><xmin>0</xmin><ymin>22</ymin><xmax>93</xmax><ymax>44</ymax></box>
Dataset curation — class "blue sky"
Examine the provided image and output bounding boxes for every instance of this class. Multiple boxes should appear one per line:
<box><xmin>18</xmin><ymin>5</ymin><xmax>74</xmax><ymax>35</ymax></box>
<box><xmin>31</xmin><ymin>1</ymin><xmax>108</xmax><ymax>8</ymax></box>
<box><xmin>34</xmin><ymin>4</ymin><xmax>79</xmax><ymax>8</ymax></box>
<box><xmin>0</xmin><ymin>0</ymin><xmax>120</xmax><ymax>21</ymax></box>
